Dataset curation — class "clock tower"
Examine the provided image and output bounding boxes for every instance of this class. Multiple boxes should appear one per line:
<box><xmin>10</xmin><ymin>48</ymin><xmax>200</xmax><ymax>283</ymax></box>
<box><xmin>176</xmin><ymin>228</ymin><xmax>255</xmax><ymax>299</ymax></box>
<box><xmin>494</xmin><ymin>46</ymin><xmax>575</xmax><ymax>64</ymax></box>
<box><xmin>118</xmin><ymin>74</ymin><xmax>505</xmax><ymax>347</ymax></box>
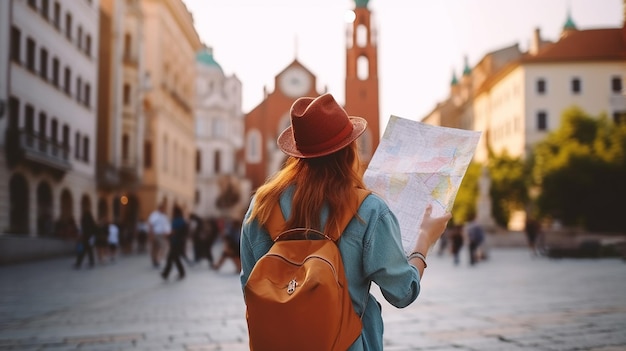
<box><xmin>345</xmin><ymin>0</ymin><xmax>380</xmax><ymax>166</ymax></box>
<box><xmin>243</xmin><ymin>60</ymin><xmax>320</xmax><ymax>190</ymax></box>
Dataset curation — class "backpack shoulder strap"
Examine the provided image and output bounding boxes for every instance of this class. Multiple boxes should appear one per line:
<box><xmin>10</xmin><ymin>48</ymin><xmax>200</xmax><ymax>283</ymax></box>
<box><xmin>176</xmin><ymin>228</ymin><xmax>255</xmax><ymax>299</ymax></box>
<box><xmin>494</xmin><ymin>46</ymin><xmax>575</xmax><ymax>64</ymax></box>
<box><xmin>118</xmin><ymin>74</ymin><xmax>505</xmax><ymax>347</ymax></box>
<box><xmin>265</xmin><ymin>188</ymin><xmax>371</xmax><ymax>241</ymax></box>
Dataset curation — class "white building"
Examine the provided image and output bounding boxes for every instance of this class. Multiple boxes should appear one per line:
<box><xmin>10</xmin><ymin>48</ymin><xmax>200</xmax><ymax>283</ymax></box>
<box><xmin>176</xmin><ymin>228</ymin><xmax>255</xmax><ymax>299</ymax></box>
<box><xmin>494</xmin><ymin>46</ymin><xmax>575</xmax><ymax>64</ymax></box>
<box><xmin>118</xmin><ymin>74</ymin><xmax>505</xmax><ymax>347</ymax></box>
<box><xmin>0</xmin><ymin>0</ymin><xmax>100</xmax><ymax>254</ymax></box>
<box><xmin>194</xmin><ymin>46</ymin><xmax>249</xmax><ymax>219</ymax></box>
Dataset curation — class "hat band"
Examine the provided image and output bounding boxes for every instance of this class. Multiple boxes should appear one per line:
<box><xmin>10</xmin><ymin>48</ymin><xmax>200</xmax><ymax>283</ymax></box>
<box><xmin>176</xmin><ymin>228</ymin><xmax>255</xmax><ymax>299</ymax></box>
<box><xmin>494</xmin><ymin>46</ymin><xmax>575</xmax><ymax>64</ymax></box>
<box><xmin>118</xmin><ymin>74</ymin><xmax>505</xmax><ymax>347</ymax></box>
<box><xmin>296</xmin><ymin>121</ymin><xmax>353</xmax><ymax>153</ymax></box>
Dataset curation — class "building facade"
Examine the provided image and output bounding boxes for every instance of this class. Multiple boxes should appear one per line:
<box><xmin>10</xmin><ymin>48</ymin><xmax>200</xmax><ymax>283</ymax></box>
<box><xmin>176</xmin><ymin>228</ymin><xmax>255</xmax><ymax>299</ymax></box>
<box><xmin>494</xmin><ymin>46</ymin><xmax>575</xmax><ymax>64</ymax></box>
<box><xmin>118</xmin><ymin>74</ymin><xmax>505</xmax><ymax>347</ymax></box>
<box><xmin>1</xmin><ymin>0</ymin><xmax>100</xmax><ymax>246</ymax></box>
<box><xmin>96</xmin><ymin>0</ymin><xmax>145</xmax><ymax>232</ymax></box>
<box><xmin>194</xmin><ymin>46</ymin><xmax>250</xmax><ymax>219</ymax></box>
<box><xmin>138</xmin><ymin>0</ymin><xmax>201</xmax><ymax>220</ymax></box>
<box><xmin>243</xmin><ymin>60</ymin><xmax>322</xmax><ymax>191</ymax></box>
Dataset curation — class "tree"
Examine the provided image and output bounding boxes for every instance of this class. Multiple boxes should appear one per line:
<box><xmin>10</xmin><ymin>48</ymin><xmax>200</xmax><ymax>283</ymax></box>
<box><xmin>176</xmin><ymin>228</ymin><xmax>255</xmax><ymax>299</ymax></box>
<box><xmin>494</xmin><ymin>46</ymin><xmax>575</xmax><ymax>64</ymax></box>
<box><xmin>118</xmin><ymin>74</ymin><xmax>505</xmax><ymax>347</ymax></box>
<box><xmin>488</xmin><ymin>152</ymin><xmax>528</xmax><ymax>228</ymax></box>
<box><xmin>452</xmin><ymin>161</ymin><xmax>481</xmax><ymax>225</ymax></box>
<box><xmin>531</xmin><ymin>106</ymin><xmax>626</xmax><ymax>232</ymax></box>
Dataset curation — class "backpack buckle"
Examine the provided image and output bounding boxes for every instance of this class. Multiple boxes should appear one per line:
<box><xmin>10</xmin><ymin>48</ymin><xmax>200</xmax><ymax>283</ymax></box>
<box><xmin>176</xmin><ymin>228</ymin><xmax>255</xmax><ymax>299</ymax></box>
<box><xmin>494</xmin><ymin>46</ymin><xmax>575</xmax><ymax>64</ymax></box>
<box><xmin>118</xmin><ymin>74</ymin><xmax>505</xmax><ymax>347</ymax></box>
<box><xmin>287</xmin><ymin>279</ymin><xmax>297</xmax><ymax>295</ymax></box>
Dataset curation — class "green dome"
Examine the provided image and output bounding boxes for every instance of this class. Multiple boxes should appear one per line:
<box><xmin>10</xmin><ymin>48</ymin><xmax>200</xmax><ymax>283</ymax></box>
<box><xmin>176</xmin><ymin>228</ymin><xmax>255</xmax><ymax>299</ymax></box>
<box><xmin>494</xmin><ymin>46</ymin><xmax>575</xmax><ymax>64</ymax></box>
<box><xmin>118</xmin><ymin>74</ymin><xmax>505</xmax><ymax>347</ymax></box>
<box><xmin>355</xmin><ymin>0</ymin><xmax>369</xmax><ymax>8</ymax></box>
<box><xmin>196</xmin><ymin>47</ymin><xmax>223</xmax><ymax>72</ymax></box>
<box><xmin>462</xmin><ymin>56</ymin><xmax>471</xmax><ymax>76</ymax></box>
<box><xmin>563</xmin><ymin>11</ymin><xmax>577</xmax><ymax>30</ymax></box>
<box><xmin>451</xmin><ymin>70</ymin><xmax>458</xmax><ymax>86</ymax></box>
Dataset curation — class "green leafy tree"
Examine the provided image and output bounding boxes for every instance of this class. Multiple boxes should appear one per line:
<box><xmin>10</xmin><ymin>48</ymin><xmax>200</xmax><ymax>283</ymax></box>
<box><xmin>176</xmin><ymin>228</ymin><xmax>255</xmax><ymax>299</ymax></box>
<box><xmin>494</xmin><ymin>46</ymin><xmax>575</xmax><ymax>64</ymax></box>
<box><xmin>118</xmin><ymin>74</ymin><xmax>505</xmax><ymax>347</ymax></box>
<box><xmin>452</xmin><ymin>161</ymin><xmax>481</xmax><ymax>225</ymax></box>
<box><xmin>531</xmin><ymin>106</ymin><xmax>626</xmax><ymax>232</ymax></box>
<box><xmin>488</xmin><ymin>152</ymin><xmax>528</xmax><ymax>228</ymax></box>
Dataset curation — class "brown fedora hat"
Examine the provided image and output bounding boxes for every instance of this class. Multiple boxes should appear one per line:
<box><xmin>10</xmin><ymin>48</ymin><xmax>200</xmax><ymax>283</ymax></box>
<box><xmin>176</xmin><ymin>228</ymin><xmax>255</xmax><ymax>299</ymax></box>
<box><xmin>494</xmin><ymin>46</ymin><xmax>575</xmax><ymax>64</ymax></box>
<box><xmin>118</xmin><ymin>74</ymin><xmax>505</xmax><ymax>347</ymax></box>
<box><xmin>277</xmin><ymin>93</ymin><xmax>367</xmax><ymax>158</ymax></box>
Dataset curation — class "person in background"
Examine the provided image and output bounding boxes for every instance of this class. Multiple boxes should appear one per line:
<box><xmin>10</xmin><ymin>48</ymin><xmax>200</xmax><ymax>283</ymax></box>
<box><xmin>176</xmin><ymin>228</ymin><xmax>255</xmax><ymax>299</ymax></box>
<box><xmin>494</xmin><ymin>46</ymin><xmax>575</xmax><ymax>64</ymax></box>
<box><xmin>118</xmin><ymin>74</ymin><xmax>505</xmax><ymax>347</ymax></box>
<box><xmin>74</xmin><ymin>209</ymin><xmax>97</xmax><ymax>269</ymax></box>
<box><xmin>449</xmin><ymin>223</ymin><xmax>464</xmax><ymax>265</ymax></box>
<box><xmin>161</xmin><ymin>205</ymin><xmax>187</xmax><ymax>280</ymax></box>
<box><xmin>108</xmin><ymin>220</ymin><xmax>120</xmax><ymax>262</ymax></box>
<box><xmin>464</xmin><ymin>212</ymin><xmax>485</xmax><ymax>266</ymax></box>
<box><xmin>213</xmin><ymin>217</ymin><xmax>242</xmax><ymax>273</ymax></box>
<box><xmin>239</xmin><ymin>93</ymin><xmax>451</xmax><ymax>350</ymax></box>
<box><xmin>148</xmin><ymin>200</ymin><xmax>171</xmax><ymax>268</ymax></box>
<box><xmin>95</xmin><ymin>215</ymin><xmax>110</xmax><ymax>264</ymax></box>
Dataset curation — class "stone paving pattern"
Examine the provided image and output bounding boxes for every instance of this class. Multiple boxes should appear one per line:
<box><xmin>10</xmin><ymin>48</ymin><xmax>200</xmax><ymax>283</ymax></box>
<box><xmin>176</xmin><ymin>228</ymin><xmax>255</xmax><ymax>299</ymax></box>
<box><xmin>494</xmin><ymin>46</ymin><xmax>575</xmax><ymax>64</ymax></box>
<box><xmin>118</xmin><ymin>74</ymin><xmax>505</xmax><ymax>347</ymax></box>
<box><xmin>0</xmin><ymin>244</ymin><xmax>625</xmax><ymax>350</ymax></box>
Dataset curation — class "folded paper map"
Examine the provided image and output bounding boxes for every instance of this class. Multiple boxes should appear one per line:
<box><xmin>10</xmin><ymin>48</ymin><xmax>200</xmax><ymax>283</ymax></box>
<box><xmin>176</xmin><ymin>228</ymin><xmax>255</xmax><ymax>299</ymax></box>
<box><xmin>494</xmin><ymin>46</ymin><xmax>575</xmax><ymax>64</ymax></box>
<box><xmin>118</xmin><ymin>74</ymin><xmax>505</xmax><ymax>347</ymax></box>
<box><xmin>363</xmin><ymin>115</ymin><xmax>481</xmax><ymax>254</ymax></box>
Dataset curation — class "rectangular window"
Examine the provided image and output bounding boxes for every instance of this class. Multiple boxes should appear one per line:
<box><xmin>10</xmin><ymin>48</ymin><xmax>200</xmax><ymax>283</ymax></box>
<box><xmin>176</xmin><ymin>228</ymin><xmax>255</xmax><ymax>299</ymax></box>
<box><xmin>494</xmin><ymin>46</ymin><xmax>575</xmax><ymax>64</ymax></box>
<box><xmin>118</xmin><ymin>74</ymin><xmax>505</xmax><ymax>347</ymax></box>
<box><xmin>28</xmin><ymin>0</ymin><xmax>37</xmax><ymax>10</ymax></box>
<box><xmin>65</xmin><ymin>13</ymin><xmax>72</xmax><ymax>40</ymax></box>
<box><xmin>51</xmin><ymin>118</ymin><xmax>58</xmax><ymax>143</ymax></box>
<box><xmin>8</xmin><ymin>96</ymin><xmax>20</xmax><ymax>129</ymax></box>
<box><xmin>41</xmin><ymin>0</ymin><xmax>49</xmax><ymax>19</ymax></box>
<box><xmin>536</xmin><ymin>78</ymin><xmax>546</xmax><ymax>95</ymax></box>
<box><xmin>614</xmin><ymin>111</ymin><xmax>626</xmax><ymax>124</ymax></box>
<box><xmin>10</xmin><ymin>26</ymin><xmax>21</xmax><ymax>63</ymax></box>
<box><xmin>39</xmin><ymin>48</ymin><xmax>48</xmax><ymax>80</ymax></box>
<box><xmin>52</xmin><ymin>57</ymin><xmax>59</xmax><ymax>87</ymax></box>
<box><xmin>74</xmin><ymin>132</ymin><xmax>80</xmax><ymax>159</ymax></box>
<box><xmin>25</xmin><ymin>105</ymin><xmax>35</xmax><ymax>147</ymax></box>
<box><xmin>38</xmin><ymin>112</ymin><xmax>47</xmax><ymax>138</ymax></box>
<box><xmin>84</xmin><ymin>84</ymin><xmax>91</xmax><ymax>107</ymax></box>
<box><xmin>26</xmin><ymin>37</ymin><xmax>36</xmax><ymax>72</ymax></box>
<box><xmin>612</xmin><ymin>76</ymin><xmax>623</xmax><ymax>93</ymax></box>
<box><xmin>144</xmin><ymin>141</ymin><xmax>152</xmax><ymax>168</ymax></box>
<box><xmin>85</xmin><ymin>35</ymin><xmax>91</xmax><ymax>56</ymax></box>
<box><xmin>122</xmin><ymin>134</ymin><xmax>129</xmax><ymax>161</ymax></box>
<box><xmin>82</xmin><ymin>136</ymin><xmax>89</xmax><ymax>162</ymax></box>
<box><xmin>76</xmin><ymin>77</ymin><xmax>82</xmax><ymax>102</ymax></box>
<box><xmin>53</xmin><ymin>2</ymin><xmax>61</xmax><ymax>29</ymax></box>
<box><xmin>123</xmin><ymin>84</ymin><xmax>131</xmax><ymax>105</ymax></box>
<box><xmin>537</xmin><ymin>111</ymin><xmax>548</xmax><ymax>131</ymax></box>
<box><xmin>64</xmin><ymin>67</ymin><xmax>71</xmax><ymax>95</ymax></box>
<box><xmin>62</xmin><ymin>124</ymin><xmax>69</xmax><ymax>148</ymax></box>
<box><xmin>77</xmin><ymin>26</ymin><xmax>82</xmax><ymax>50</ymax></box>
<box><xmin>196</xmin><ymin>150</ymin><xmax>201</xmax><ymax>173</ymax></box>
<box><xmin>571</xmin><ymin>78</ymin><xmax>581</xmax><ymax>94</ymax></box>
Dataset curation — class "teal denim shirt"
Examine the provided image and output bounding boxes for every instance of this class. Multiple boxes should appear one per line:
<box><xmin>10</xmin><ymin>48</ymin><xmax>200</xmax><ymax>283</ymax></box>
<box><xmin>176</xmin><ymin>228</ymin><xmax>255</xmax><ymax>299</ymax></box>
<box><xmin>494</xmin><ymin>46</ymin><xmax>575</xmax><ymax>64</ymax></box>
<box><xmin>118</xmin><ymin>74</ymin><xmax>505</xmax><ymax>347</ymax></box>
<box><xmin>240</xmin><ymin>187</ymin><xmax>421</xmax><ymax>350</ymax></box>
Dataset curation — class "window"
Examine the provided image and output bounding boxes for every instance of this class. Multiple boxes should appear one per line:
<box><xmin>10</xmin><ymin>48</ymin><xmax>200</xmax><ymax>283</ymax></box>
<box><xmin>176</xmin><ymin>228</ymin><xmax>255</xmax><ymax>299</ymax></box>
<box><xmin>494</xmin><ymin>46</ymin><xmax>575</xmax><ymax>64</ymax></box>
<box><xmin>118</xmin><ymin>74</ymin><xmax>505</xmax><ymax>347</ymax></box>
<box><xmin>38</xmin><ymin>112</ymin><xmax>47</xmax><ymax>139</ymax></box>
<box><xmin>65</xmin><ymin>13</ymin><xmax>72</xmax><ymax>40</ymax></box>
<box><xmin>84</xmin><ymin>84</ymin><xmax>91</xmax><ymax>107</ymax></box>
<box><xmin>612</xmin><ymin>76</ymin><xmax>623</xmax><ymax>93</ymax></box>
<box><xmin>64</xmin><ymin>67</ymin><xmax>71</xmax><ymax>95</ymax></box>
<box><xmin>10</xmin><ymin>26</ymin><xmax>21</xmax><ymax>63</ymax></box>
<box><xmin>74</xmin><ymin>132</ymin><xmax>81</xmax><ymax>159</ymax></box>
<box><xmin>85</xmin><ymin>35</ymin><xmax>91</xmax><ymax>56</ymax></box>
<box><xmin>195</xmin><ymin>190</ymin><xmax>200</xmax><ymax>204</ymax></box>
<box><xmin>196</xmin><ymin>150</ymin><xmax>201</xmax><ymax>173</ymax></box>
<box><xmin>8</xmin><ymin>97</ymin><xmax>20</xmax><ymax>129</ymax></box>
<box><xmin>77</xmin><ymin>26</ymin><xmax>82</xmax><ymax>50</ymax></box>
<box><xmin>51</xmin><ymin>118</ymin><xmax>58</xmax><ymax>143</ymax></box>
<box><xmin>82</xmin><ymin>136</ymin><xmax>89</xmax><ymax>162</ymax></box>
<box><xmin>214</xmin><ymin>150</ymin><xmax>221</xmax><ymax>174</ymax></box>
<box><xmin>41</xmin><ymin>0</ymin><xmax>49</xmax><ymax>19</ymax></box>
<box><xmin>52</xmin><ymin>57</ymin><xmax>59</xmax><ymax>86</ymax></box>
<box><xmin>571</xmin><ymin>78</ymin><xmax>581</xmax><ymax>94</ymax></box>
<box><xmin>143</xmin><ymin>141</ymin><xmax>152</xmax><ymax>168</ymax></box>
<box><xmin>53</xmin><ymin>2</ymin><xmax>61</xmax><ymax>29</ymax></box>
<box><xmin>25</xmin><ymin>105</ymin><xmax>35</xmax><ymax>139</ymax></box>
<box><xmin>537</xmin><ymin>111</ymin><xmax>548</xmax><ymax>131</ymax></box>
<box><xmin>614</xmin><ymin>111</ymin><xmax>626</xmax><ymax>124</ymax></box>
<box><xmin>26</xmin><ymin>37</ymin><xmax>36</xmax><ymax>72</ymax></box>
<box><xmin>28</xmin><ymin>0</ymin><xmax>37</xmax><ymax>10</ymax></box>
<box><xmin>123</xmin><ymin>84</ymin><xmax>131</xmax><ymax>105</ymax></box>
<box><xmin>62</xmin><ymin>124</ymin><xmax>69</xmax><ymax>148</ymax></box>
<box><xmin>122</xmin><ymin>134</ymin><xmax>129</xmax><ymax>160</ymax></box>
<box><xmin>124</xmin><ymin>33</ymin><xmax>132</xmax><ymax>59</ymax></box>
<box><xmin>76</xmin><ymin>77</ymin><xmax>82</xmax><ymax>102</ymax></box>
<box><xmin>536</xmin><ymin>78</ymin><xmax>546</xmax><ymax>94</ymax></box>
<box><xmin>39</xmin><ymin>48</ymin><xmax>48</xmax><ymax>80</ymax></box>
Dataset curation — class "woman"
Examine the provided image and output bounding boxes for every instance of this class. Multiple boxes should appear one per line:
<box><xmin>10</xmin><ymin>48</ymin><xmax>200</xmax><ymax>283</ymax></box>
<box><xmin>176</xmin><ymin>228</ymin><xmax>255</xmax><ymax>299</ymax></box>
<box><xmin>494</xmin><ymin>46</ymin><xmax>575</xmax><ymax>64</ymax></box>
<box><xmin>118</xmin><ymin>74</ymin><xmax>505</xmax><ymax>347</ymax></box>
<box><xmin>239</xmin><ymin>93</ymin><xmax>451</xmax><ymax>350</ymax></box>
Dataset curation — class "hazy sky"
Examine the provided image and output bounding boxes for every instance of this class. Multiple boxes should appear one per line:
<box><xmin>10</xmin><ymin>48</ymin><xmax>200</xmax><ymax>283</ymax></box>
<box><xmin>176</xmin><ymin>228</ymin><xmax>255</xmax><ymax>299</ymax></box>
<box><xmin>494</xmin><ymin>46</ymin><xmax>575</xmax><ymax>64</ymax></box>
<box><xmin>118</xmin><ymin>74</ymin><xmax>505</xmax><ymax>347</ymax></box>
<box><xmin>183</xmin><ymin>0</ymin><xmax>623</xmax><ymax>132</ymax></box>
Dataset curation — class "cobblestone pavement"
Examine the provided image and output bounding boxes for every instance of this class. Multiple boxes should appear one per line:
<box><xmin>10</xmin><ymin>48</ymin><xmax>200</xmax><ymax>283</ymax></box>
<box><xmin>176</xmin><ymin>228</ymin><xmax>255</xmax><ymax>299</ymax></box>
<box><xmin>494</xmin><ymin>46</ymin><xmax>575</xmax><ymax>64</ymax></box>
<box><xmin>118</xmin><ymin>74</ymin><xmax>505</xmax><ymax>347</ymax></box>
<box><xmin>0</xmin><ymin>244</ymin><xmax>625</xmax><ymax>351</ymax></box>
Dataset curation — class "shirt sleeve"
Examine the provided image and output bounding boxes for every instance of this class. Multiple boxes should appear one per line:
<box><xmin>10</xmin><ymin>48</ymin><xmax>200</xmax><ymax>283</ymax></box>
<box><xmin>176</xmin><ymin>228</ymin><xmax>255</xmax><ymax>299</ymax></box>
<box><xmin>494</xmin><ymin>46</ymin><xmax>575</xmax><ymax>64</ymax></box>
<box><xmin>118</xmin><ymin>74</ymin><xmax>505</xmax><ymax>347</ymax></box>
<box><xmin>362</xmin><ymin>205</ymin><xmax>421</xmax><ymax>308</ymax></box>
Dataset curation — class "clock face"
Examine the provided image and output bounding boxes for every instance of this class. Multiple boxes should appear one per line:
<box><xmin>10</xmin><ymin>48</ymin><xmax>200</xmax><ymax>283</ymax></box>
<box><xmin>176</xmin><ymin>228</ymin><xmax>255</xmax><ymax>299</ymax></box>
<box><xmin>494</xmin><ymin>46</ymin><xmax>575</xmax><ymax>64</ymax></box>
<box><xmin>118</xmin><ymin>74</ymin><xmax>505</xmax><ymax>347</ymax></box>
<box><xmin>279</xmin><ymin>67</ymin><xmax>312</xmax><ymax>98</ymax></box>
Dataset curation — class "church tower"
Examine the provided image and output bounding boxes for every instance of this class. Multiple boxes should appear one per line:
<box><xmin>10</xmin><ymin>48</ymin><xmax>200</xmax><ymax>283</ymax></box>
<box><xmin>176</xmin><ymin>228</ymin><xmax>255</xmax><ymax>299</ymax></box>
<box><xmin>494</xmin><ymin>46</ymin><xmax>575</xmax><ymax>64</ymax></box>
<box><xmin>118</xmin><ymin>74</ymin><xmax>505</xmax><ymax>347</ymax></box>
<box><xmin>345</xmin><ymin>0</ymin><xmax>380</xmax><ymax>165</ymax></box>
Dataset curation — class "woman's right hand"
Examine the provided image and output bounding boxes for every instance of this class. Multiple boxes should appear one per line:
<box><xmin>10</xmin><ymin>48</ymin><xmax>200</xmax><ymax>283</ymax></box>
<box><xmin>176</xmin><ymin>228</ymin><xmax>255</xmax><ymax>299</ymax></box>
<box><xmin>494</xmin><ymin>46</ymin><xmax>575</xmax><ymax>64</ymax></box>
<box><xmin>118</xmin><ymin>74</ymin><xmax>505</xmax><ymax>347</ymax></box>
<box><xmin>415</xmin><ymin>204</ymin><xmax>451</xmax><ymax>250</ymax></box>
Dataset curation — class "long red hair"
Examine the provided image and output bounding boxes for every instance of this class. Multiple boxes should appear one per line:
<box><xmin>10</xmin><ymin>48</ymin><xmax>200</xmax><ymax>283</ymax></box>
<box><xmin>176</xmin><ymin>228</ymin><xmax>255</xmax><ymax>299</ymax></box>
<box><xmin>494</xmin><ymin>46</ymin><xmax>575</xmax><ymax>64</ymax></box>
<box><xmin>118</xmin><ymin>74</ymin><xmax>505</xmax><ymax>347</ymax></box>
<box><xmin>249</xmin><ymin>141</ymin><xmax>366</xmax><ymax>236</ymax></box>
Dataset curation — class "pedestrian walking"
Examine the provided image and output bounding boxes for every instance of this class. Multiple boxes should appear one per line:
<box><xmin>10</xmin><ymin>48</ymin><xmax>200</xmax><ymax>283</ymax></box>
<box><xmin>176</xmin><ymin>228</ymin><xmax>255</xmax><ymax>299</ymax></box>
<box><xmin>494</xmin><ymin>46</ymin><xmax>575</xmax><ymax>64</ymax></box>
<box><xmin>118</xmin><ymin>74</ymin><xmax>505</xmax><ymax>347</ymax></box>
<box><xmin>464</xmin><ymin>212</ymin><xmax>485</xmax><ymax>266</ymax></box>
<box><xmin>239</xmin><ymin>93</ymin><xmax>451</xmax><ymax>350</ymax></box>
<box><xmin>148</xmin><ymin>200</ymin><xmax>171</xmax><ymax>268</ymax></box>
<box><xmin>213</xmin><ymin>217</ymin><xmax>242</xmax><ymax>273</ymax></box>
<box><xmin>161</xmin><ymin>205</ymin><xmax>187</xmax><ymax>280</ymax></box>
<box><xmin>449</xmin><ymin>223</ymin><xmax>464</xmax><ymax>265</ymax></box>
<box><xmin>525</xmin><ymin>216</ymin><xmax>541</xmax><ymax>256</ymax></box>
<box><xmin>74</xmin><ymin>210</ymin><xmax>97</xmax><ymax>269</ymax></box>
<box><xmin>108</xmin><ymin>220</ymin><xmax>120</xmax><ymax>262</ymax></box>
<box><xmin>95</xmin><ymin>216</ymin><xmax>110</xmax><ymax>264</ymax></box>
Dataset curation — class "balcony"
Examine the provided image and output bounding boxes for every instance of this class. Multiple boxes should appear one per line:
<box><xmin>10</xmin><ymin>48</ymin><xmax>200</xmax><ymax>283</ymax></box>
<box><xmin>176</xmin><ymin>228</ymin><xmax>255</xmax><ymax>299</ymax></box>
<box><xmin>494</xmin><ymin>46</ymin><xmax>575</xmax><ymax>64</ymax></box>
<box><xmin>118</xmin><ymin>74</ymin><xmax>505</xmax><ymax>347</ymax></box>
<box><xmin>5</xmin><ymin>128</ymin><xmax>71</xmax><ymax>176</ymax></box>
<box><xmin>97</xmin><ymin>161</ymin><xmax>140</xmax><ymax>191</ymax></box>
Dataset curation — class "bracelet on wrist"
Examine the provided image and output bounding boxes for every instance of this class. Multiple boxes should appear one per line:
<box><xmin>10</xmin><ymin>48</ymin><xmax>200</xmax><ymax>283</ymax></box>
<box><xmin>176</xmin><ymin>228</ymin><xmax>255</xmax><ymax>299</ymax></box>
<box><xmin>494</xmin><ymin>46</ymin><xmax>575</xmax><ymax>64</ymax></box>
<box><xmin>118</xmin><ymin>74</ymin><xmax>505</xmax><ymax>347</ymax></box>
<box><xmin>407</xmin><ymin>251</ymin><xmax>427</xmax><ymax>268</ymax></box>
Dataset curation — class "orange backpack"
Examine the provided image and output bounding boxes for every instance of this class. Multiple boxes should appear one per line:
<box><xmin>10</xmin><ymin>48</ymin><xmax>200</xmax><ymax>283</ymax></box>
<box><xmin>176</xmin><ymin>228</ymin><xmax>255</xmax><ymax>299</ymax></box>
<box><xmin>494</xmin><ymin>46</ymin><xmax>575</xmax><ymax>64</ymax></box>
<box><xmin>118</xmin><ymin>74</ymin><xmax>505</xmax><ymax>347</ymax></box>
<box><xmin>244</xmin><ymin>189</ymin><xmax>370</xmax><ymax>351</ymax></box>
